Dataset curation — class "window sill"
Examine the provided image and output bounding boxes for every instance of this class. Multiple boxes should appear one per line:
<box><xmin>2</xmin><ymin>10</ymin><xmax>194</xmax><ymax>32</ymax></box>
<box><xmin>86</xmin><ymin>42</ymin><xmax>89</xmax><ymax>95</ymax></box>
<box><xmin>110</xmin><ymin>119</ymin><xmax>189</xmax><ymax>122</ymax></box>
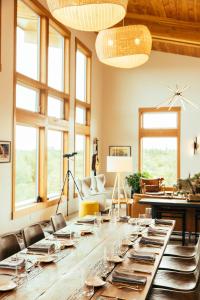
<box><xmin>12</xmin><ymin>198</ymin><xmax>61</xmax><ymax>219</ymax></box>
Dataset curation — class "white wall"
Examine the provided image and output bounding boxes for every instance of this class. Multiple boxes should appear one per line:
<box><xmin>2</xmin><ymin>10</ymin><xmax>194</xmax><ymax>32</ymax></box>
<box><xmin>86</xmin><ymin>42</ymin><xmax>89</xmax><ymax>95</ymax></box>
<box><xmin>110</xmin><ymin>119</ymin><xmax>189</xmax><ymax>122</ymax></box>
<box><xmin>0</xmin><ymin>0</ymin><xmax>103</xmax><ymax>234</ymax></box>
<box><xmin>101</xmin><ymin>51</ymin><xmax>200</xmax><ymax>185</ymax></box>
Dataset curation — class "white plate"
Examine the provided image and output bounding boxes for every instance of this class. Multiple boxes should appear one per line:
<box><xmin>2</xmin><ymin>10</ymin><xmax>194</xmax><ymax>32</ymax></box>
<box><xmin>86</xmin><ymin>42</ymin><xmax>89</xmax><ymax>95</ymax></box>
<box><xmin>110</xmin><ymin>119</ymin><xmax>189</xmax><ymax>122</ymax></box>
<box><xmin>61</xmin><ymin>240</ymin><xmax>75</xmax><ymax>247</ymax></box>
<box><xmin>0</xmin><ymin>276</ymin><xmax>17</xmax><ymax>291</ymax></box>
<box><xmin>85</xmin><ymin>276</ymin><xmax>106</xmax><ymax>287</ymax></box>
<box><xmin>37</xmin><ymin>255</ymin><xmax>57</xmax><ymax>263</ymax></box>
<box><xmin>107</xmin><ymin>256</ymin><xmax>124</xmax><ymax>263</ymax></box>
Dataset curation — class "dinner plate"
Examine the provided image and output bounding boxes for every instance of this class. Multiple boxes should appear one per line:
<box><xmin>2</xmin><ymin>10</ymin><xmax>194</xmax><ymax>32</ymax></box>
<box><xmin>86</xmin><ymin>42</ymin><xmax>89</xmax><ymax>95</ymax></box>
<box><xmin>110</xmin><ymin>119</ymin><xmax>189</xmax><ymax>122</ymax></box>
<box><xmin>61</xmin><ymin>240</ymin><xmax>75</xmax><ymax>247</ymax></box>
<box><xmin>0</xmin><ymin>276</ymin><xmax>17</xmax><ymax>291</ymax></box>
<box><xmin>37</xmin><ymin>255</ymin><xmax>57</xmax><ymax>263</ymax></box>
<box><xmin>85</xmin><ymin>276</ymin><xmax>106</xmax><ymax>287</ymax></box>
<box><xmin>107</xmin><ymin>256</ymin><xmax>124</xmax><ymax>263</ymax></box>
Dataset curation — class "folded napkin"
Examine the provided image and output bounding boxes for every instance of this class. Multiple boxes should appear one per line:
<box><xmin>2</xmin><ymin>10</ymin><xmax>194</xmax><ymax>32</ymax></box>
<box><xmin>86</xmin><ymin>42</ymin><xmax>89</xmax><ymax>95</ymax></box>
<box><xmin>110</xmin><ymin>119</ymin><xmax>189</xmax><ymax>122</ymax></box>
<box><xmin>119</xmin><ymin>216</ymin><xmax>130</xmax><ymax>223</ymax></box>
<box><xmin>28</xmin><ymin>242</ymin><xmax>55</xmax><ymax>253</ymax></box>
<box><xmin>0</xmin><ymin>258</ymin><xmax>25</xmax><ymax>270</ymax></box>
<box><xmin>53</xmin><ymin>232</ymin><xmax>73</xmax><ymax>238</ymax></box>
<box><xmin>76</xmin><ymin>217</ymin><xmax>95</xmax><ymax>224</ymax></box>
<box><xmin>128</xmin><ymin>250</ymin><xmax>156</xmax><ymax>263</ymax></box>
<box><xmin>155</xmin><ymin>219</ymin><xmax>173</xmax><ymax>226</ymax></box>
<box><xmin>112</xmin><ymin>270</ymin><xmax>147</xmax><ymax>285</ymax></box>
<box><xmin>148</xmin><ymin>226</ymin><xmax>168</xmax><ymax>236</ymax></box>
<box><xmin>139</xmin><ymin>237</ymin><xmax>164</xmax><ymax>247</ymax></box>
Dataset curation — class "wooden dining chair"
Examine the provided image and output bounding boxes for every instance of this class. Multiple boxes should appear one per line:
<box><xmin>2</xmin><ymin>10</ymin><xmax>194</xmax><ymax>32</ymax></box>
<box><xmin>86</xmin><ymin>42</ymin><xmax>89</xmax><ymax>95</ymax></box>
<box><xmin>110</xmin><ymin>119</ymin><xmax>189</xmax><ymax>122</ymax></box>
<box><xmin>158</xmin><ymin>237</ymin><xmax>200</xmax><ymax>273</ymax></box>
<box><xmin>0</xmin><ymin>234</ymin><xmax>21</xmax><ymax>261</ymax></box>
<box><xmin>22</xmin><ymin>224</ymin><xmax>45</xmax><ymax>247</ymax></box>
<box><xmin>51</xmin><ymin>213</ymin><xmax>66</xmax><ymax>232</ymax></box>
<box><xmin>148</xmin><ymin>288</ymin><xmax>200</xmax><ymax>300</ymax></box>
<box><xmin>164</xmin><ymin>236</ymin><xmax>200</xmax><ymax>258</ymax></box>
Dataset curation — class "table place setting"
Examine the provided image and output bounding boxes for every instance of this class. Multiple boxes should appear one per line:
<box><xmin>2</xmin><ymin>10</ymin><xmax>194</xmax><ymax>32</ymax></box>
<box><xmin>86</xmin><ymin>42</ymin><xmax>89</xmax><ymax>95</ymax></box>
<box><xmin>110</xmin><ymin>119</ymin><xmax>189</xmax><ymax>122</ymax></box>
<box><xmin>109</xmin><ymin>267</ymin><xmax>147</xmax><ymax>291</ymax></box>
<box><xmin>154</xmin><ymin>219</ymin><xmax>173</xmax><ymax>226</ymax></box>
<box><xmin>75</xmin><ymin>216</ymin><xmax>96</xmax><ymax>225</ymax></box>
<box><xmin>147</xmin><ymin>226</ymin><xmax>168</xmax><ymax>237</ymax></box>
<box><xmin>0</xmin><ymin>274</ymin><xmax>17</xmax><ymax>292</ymax></box>
<box><xmin>139</xmin><ymin>236</ymin><xmax>165</xmax><ymax>248</ymax></box>
<box><xmin>27</xmin><ymin>241</ymin><xmax>56</xmax><ymax>254</ymax></box>
<box><xmin>127</xmin><ymin>250</ymin><xmax>156</xmax><ymax>264</ymax></box>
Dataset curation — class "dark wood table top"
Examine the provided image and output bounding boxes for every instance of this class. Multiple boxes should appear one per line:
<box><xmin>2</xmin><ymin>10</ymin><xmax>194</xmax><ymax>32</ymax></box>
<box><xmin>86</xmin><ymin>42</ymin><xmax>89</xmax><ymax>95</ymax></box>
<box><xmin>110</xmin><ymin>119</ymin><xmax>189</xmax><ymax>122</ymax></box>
<box><xmin>0</xmin><ymin>219</ymin><xmax>175</xmax><ymax>300</ymax></box>
<box><xmin>139</xmin><ymin>198</ymin><xmax>200</xmax><ymax>208</ymax></box>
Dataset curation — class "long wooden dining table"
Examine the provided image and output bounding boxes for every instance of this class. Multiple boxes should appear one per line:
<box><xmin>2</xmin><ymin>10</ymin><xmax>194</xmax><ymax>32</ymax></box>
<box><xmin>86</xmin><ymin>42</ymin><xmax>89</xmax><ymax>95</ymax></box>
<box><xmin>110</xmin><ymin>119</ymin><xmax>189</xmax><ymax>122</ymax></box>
<box><xmin>0</xmin><ymin>218</ymin><xmax>175</xmax><ymax>300</ymax></box>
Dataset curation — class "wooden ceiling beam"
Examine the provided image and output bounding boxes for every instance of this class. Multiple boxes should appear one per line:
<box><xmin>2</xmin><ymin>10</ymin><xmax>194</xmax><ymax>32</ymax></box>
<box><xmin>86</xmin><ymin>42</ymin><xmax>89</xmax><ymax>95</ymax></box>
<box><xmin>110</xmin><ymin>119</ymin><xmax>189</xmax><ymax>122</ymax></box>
<box><xmin>125</xmin><ymin>12</ymin><xmax>200</xmax><ymax>30</ymax></box>
<box><xmin>124</xmin><ymin>13</ymin><xmax>200</xmax><ymax>58</ymax></box>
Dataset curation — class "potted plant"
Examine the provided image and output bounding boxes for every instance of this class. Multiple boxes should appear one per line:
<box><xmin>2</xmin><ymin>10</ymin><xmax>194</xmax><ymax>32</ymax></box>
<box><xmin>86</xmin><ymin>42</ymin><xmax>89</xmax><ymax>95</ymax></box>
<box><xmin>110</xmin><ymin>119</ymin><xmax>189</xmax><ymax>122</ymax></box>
<box><xmin>126</xmin><ymin>172</ymin><xmax>151</xmax><ymax>197</ymax></box>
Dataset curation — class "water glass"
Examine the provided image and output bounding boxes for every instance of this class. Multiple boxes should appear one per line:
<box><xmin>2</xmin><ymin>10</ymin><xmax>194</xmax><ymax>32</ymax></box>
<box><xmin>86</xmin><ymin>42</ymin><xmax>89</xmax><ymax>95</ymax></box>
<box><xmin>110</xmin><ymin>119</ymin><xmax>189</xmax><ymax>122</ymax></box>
<box><xmin>79</xmin><ymin>268</ymin><xmax>94</xmax><ymax>298</ymax></box>
<box><xmin>109</xmin><ymin>207</ymin><xmax>117</xmax><ymax>223</ymax></box>
<box><xmin>145</xmin><ymin>208</ymin><xmax>152</xmax><ymax>219</ymax></box>
<box><xmin>94</xmin><ymin>212</ymin><xmax>102</xmax><ymax>227</ymax></box>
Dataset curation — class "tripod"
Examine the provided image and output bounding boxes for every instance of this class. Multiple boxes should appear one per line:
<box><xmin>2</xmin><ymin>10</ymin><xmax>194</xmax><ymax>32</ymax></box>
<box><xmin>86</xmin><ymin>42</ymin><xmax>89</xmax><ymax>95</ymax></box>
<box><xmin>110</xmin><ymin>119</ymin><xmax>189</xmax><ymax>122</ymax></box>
<box><xmin>56</xmin><ymin>155</ymin><xmax>83</xmax><ymax>216</ymax></box>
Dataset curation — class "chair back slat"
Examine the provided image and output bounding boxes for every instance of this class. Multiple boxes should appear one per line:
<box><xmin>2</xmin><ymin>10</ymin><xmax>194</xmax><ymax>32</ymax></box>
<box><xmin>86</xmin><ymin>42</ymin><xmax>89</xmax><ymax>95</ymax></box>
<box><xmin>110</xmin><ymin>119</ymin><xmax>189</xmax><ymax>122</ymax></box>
<box><xmin>23</xmin><ymin>224</ymin><xmax>45</xmax><ymax>247</ymax></box>
<box><xmin>0</xmin><ymin>234</ymin><xmax>21</xmax><ymax>261</ymax></box>
<box><xmin>51</xmin><ymin>213</ymin><xmax>66</xmax><ymax>232</ymax></box>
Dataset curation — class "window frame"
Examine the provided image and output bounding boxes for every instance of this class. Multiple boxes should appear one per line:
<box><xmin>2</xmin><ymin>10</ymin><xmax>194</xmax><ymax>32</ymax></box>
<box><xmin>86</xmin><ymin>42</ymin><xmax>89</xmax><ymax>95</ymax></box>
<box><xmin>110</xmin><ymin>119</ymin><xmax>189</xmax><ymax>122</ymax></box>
<box><xmin>75</xmin><ymin>38</ymin><xmax>91</xmax><ymax>178</ymax></box>
<box><xmin>138</xmin><ymin>107</ymin><xmax>181</xmax><ymax>186</ymax></box>
<box><xmin>13</xmin><ymin>0</ymin><xmax>70</xmax><ymax>219</ymax></box>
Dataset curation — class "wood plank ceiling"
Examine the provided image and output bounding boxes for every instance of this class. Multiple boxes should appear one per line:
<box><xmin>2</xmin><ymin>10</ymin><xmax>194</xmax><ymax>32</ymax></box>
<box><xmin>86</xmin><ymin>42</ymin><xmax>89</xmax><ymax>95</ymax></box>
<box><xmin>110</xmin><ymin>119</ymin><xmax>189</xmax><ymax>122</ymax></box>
<box><xmin>39</xmin><ymin>0</ymin><xmax>200</xmax><ymax>58</ymax></box>
<box><xmin>125</xmin><ymin>0</ymin><xmax>200</xmax><ymax>58</ymax></box>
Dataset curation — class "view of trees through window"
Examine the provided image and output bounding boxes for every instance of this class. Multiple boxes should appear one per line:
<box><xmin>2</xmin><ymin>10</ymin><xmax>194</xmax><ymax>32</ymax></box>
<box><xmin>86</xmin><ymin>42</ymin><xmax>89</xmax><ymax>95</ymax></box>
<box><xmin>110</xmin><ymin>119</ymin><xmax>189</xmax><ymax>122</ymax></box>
<box><xmin>140</xmin><ymin>108</ymin><xmax>180</xmax><ymax>186</ymax></box>
<box><xmin>75</xmin><ymin>134</ymin><xmax>86</xmax><ymax>179</ymax></box>
<box><xmin>16</xmin><ymin>125</ymin><xmax>38</xmax><ymax>205</ymax></box>
<box><xmin>142</xmin><ymin>137</ymin><xmax>177</xmax><ymax>186</ymax></box>
<box><xmin>47</xmin><ymin>130</ymin><xmax>63</xmax><ymax>198</ymax></box>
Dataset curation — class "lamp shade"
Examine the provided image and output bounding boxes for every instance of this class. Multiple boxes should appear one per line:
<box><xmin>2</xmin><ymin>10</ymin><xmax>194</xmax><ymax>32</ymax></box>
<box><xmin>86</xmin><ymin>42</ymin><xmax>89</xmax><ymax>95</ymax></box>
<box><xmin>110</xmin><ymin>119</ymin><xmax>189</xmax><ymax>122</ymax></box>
<box><xmin>46</xmin><ymin>0</ymin><xmax>128</xmax><ymax>32</ymax></box>
<box><xmin>107</xmin><ymin>156</ymin><xmax>133</xmax><ymax>173</ymax></box>
<box><xmin>95</xmin><ymin>25</ymin><xmax>152</xmax><ymax>68</ymax></box>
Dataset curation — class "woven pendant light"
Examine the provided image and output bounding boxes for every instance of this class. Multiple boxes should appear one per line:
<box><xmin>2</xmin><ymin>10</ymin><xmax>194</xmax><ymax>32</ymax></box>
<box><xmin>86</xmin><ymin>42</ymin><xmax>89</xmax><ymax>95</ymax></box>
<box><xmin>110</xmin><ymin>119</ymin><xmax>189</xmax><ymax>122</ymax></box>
<box><xmin>46</xmin><ymin>0</ymin><xmax>128</xmax><ymax>32</ymax></box>
<box><xmin>95</xmin><ymin>25</ymin><xmax>152</xmax><ymax>68</ymax></box>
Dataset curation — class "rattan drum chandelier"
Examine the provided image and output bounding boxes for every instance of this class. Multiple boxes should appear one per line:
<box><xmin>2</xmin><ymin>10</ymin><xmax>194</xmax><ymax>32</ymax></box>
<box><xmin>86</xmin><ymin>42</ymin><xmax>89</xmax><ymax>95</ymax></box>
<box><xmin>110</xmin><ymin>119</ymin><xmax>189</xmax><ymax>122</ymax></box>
<box><xmin>95</xmin><ymin>25</ymin><xmax>152</xmax><ymax>68</ymax></box>
<box><xmin>46</xmin><ymin>0</ymin><xmax>128</xmax><ymax>31</ymax></box>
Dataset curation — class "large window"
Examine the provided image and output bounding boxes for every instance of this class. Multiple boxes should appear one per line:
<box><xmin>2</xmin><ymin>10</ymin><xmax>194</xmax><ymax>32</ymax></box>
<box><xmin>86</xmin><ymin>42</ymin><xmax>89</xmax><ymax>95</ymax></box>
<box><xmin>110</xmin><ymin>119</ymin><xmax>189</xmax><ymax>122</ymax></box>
<box><xmin>16</xmin><ymin>84</ymin><xmax>39</xmax><ymax>112</ymax></box>
<box><xmin>14</xmin><ymin>0</ymin><xmax>70</xmax><ymax>217</ymax></box>
<box><xmin>76</xmin><ymin>49</ymin><xmax>87</xmax><ymax>102</ymax></box>
<box><xmin>16</xmin><ymin>125</ymin><xmax>38</xmax><ymax>206</ymax></box>
<box><xmin>75</xmin><ymin>134</ymin><xmax>86</xmax><ymax>179</ymax></box>
<box><xmin>47</xmin><ymin>130</ymin><xmax>63</xmax><ymax>198</ymax></box>
<box><xmin>17</xmin><ymin>0</ymin><xmax>40</xmax><ymax>80</ymax></box>
<box><xmin>139</xmin><ymin>107</ymin><xmax>181</xmax><ymax>186</ymax></box>
<box><xmin>75</xmin><ymin>39</ymin><xmax>91</xmax><ymax>179</ymax></box>
<box><xmin>48</xmin><ymin>26</ymin><xmax>64</xmax><ymax>91</ymax></box>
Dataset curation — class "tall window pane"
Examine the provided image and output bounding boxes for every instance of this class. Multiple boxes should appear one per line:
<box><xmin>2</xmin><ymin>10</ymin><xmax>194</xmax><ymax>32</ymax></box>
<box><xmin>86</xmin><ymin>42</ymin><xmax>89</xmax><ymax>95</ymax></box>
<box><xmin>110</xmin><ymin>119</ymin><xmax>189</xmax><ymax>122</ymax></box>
<box><xmin>76</xmin><ymin>107</ymin><xmax>86</xmax><ymax>124</ymax></box>
<box><xmin>17</xmin><ymin>0</ymin><xmax>40</xmax><ymax>80</ymax></box>
<box><xmin>75</xmin><ymin>134</ymin><xmax>86</xmax><ymax>179</ymax></box>
<box><xmin>48</xmin><ymin>130</ymin><xmax>63</xmax><ymax>198</ymax></box>
<box><xmin>76</xmin><ymin>50</ymin><xmax>87</xmax><ymax>102</ymax></box>
<box><xmin>16</xmin><ymin>84</ymin><xmax>39</xmax><ymax>112</ymax></box>
<box><xmin>48</xmin><ymin>26</ymin><xmax>64</xmax><ymax>91</ymax></box>
<box><xmin>142</xmin><ymin>137</ymin><xmax>177</xmax><ymax>186</ymax></box>
<box><xmin>16</xmin><ymin>125</ymin><xmax>38</xmax><ymax>205</ymax></box>
<box><xmin>48</xmin><ymin>96</ymin><xmax>64</xmax><ymax>119</ymax></box>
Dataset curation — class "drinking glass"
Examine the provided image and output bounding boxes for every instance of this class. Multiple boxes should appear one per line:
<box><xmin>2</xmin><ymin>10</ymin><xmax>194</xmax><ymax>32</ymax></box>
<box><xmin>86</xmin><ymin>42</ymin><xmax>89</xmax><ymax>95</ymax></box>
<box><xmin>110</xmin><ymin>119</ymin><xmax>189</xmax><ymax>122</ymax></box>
<box><xmin>145</xmin><ymin>208</ymin><xmax>152</xmax><ymax>219</ymax></box>
<box><xmin>94</xmin><ymin>212</ymin><xmax>101</xmax><ymax>227</ymax></box>
<box><xmin>79</xmin><ymin>268</ymin><xmax>94</xmax><ymax>298</ymax></box>
<box><xmin>109</xmin><ymin>207</ymin><xmax>117</xmax><ymax>223</ymax></box>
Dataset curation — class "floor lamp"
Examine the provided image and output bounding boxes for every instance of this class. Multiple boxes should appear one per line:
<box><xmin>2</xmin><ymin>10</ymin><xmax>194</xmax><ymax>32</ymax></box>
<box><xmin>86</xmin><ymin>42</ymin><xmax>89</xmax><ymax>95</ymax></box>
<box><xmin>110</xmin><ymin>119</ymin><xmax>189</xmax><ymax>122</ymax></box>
<box><xmin>107</xmin><ymin>156</ymin><xmax>133</xmax><ymax>217</ymax></box>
